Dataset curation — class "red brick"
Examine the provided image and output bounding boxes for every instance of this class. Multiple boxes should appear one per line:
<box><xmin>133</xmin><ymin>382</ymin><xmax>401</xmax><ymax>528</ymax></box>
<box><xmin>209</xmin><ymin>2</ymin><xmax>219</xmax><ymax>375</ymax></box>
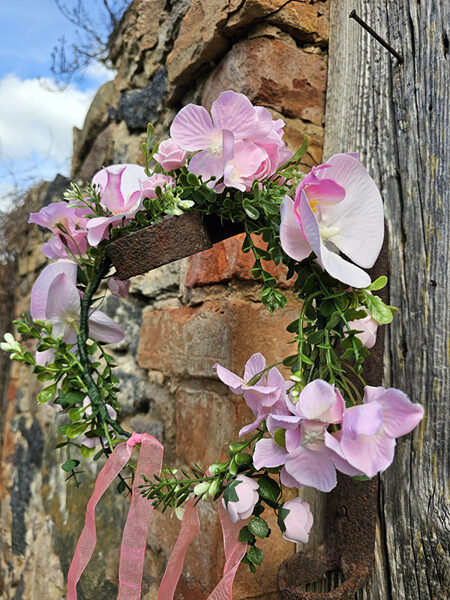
<box><xmin>184</xmin><ymin>233</ymin><xmax>291</xmax><ymax>288</ymax></box>
<box><xmin>202</xmin><ymin>37</ymin><xmax>327</xmax><ymax>126</ymax></box>
<box><xmin>137</xmin><ymin>299</ymin><xmax>299</xmax><ymax>378</ymax></box>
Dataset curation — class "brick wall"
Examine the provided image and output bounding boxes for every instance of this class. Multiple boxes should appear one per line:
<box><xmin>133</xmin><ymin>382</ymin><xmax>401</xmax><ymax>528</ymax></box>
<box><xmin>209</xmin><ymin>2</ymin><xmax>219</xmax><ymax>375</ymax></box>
<box><xmin>0</xmin><ymin>1</ymin><xmax>329</xmax><ymax>597</ymax></box>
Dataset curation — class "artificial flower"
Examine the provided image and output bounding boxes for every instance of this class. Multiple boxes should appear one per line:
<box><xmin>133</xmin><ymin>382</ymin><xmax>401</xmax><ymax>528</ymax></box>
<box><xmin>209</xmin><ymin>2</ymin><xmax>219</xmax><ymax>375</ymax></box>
<box><xmin>325</xmin><ymin>386</ymin><xmax>424</xmax><ymax>477</ymax></box>
<box><xmin>278</xmin><ymin>497</ymin><xmax>313</xmax><ymax>544</ymax></box>
<box><xmin>280</xmin><ymin>154</ymin><xmax>384</xmax><ymax>287</ymax></box>
<box><xmin>87</xmin><ymin>164</ymin><xmax>148</xmax><ymax>246</ymax></box>
<box><xmin>214</xmin><ymin>353</ymin><xmax>287</xmax><ymax>436</ymax></box>
<box><xmin>170</xmin><ymin>90</ymin><xmax>258</xmax><ymax>184</ymax></box>
<box><xmin>154</xmin><ymin>138</ymin><xmax>188</xmax><ymax>171</ymax></box>
<box><xmin>139</xmin><ymin>173</ymin><xmax>175</xmax><ymax>200</ymax></box>
<box><xmin>29</xmin><ymin>202</ymin><xmax>90</xmax><ymax>258</ymax></box>
<box><xmin>108</xmin><ymin>276</ymin><xmax>130</xmax><ymax>299</ymax></box>
<box><xmin>222</xmin><ymin>474</ymin><xmax>259</xmax><ymax>523</ymax></box>
<box><xmin>349</xmin><ymin>313</ymin><xmax>378</xmax><ymax>348</ymax></box>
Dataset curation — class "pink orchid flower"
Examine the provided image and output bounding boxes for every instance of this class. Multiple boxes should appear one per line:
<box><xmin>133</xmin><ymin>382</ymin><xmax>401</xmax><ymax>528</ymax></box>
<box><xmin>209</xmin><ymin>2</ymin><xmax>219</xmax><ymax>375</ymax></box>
<box><xmin>280</xmin><ymin>154</ymin><xmax>384</xmax><ymax>288</ymax></box>
<box><xmin>214</xmin><ymin>353</ymin><xmax>287</xmax><ymax>436</ymax></box>
<box><xmin>170</xmin><ymin>90</ymin><xmax>258</xmax><ymax>185</ymax></box>
<box><xmin>253</xmin><ymin>380</ymin><xmax>351</xmax><ymax>493</ymax></box>
<box><xmin>153</xmin><ymin>139</ymin><xmax>188</xmax><ymax>171</ymax></box>
<box><xmin>325</xmin><ymin>386</ymin><xmax>424</xmax><ymax>478</ymax></box>
<box><xmin>29</xmin><ymin>202</ymin><xmax>90</xmax><ymax>258</ymax></box>
<box><xmin>87</xmin><ymin>164</ymin><xmax>148</xmax><ymax>246</ymax></box>
<box><xmin>31</xmin><ymin>261</ymin><xmax>124</xmax><ymax>365</ymax></box>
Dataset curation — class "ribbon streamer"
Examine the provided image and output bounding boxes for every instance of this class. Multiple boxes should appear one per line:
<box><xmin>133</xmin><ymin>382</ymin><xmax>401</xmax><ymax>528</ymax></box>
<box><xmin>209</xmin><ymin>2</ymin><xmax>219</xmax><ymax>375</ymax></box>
<box><xmin>66</xmin><ymin>432</ymin><xmax>245</xmax><ymax>599</ymax></box>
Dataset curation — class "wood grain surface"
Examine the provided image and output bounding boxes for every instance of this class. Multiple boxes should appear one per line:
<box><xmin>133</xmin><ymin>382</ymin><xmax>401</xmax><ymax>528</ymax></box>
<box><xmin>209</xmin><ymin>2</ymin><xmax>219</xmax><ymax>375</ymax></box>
<box><xmin>322</xmin><ymin>1</ymin><xmax>449</xmax><ymax>599</ymax></box>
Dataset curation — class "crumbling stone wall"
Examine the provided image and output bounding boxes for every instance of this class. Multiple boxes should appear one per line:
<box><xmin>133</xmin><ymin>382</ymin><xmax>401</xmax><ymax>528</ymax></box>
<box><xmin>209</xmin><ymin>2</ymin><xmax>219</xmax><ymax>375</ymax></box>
<box><xmin>0</xmin><ymin>1</ymin><xmax>329</xmax><ymax>598</ymax></box>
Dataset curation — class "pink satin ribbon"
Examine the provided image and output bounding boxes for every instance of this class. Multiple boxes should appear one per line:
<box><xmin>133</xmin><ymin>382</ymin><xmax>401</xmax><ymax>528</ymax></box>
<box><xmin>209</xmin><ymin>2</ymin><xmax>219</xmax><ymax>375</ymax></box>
<box><xmin>66</xmin><ymin>432</ymin><xmax>163</xmax><ymax>600</ymax></box>
<box><xmin>66</xmin><ymin>432</ymin><xmax>245</xmax><ymax>600</ymax></box>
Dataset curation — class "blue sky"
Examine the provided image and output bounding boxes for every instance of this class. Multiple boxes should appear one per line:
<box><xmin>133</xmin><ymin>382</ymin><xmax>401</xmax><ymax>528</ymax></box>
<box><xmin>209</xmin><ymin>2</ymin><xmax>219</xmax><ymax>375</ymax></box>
<box><xmin>0</xmin><ymin>0</ymin><xmax>115</xmax><ymax>209</ymax></box>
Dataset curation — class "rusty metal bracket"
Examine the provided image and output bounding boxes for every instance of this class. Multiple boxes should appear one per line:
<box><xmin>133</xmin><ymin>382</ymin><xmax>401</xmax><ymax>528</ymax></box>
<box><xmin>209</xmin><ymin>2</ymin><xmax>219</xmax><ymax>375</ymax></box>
<box><xmin>277</xmin><ymin>237</ymin><xmax>388</xmax><ymax>599</ymax></box>
<box><xmin>106</xmin><ymin>213</ymin><xmax>244</xmax><ymax>280</ymax></box>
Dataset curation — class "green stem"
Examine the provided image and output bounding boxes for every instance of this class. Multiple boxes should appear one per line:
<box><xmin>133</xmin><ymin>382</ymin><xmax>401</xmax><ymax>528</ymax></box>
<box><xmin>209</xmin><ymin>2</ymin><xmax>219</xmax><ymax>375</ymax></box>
<box><xmin>76</xmin><ymin>256</ymin><xmax>131</xmax><ymax>439</ymax></box>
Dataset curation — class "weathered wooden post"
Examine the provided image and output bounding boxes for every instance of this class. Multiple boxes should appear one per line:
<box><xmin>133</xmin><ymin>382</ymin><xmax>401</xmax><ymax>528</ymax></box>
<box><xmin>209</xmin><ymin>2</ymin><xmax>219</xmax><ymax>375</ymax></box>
<box><xmin>323</xmin><ymin>2</ymin><xmax>448</xmax><ymax>598</ymax></box>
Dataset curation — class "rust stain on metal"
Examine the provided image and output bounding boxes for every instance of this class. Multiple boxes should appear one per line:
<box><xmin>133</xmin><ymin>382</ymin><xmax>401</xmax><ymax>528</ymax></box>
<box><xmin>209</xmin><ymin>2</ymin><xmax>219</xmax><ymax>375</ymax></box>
<box><xmin>106</xmin><ymin>213</ymin><xmax>244</xmax><ymax>280</ymax></box>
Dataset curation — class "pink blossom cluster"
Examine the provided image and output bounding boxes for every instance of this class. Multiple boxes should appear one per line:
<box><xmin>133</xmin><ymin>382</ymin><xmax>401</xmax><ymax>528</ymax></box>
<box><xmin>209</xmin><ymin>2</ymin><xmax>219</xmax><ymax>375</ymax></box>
<box><xmin>169</xmin><ymin>90</ymin><xmax>293</xmax><ymax>191</ymax></box>
<box><xmin>215</xmin><ymin>353</ymin><xmax>424</xmax><ymax>493</ymax></box>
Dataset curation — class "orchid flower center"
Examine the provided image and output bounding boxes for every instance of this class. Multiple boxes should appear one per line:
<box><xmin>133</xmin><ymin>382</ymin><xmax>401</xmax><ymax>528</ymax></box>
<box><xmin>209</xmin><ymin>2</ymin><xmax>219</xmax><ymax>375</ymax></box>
<box><xmin>301</xmin><ymin>423</ymin><xmax>326</xmax><ymax>449</ymax></box>
<box><xmin>208</xmin><ymin>130</ymin><xmax>223</xmax><ymax>157</ymax></box>
<box><xmin>319</xmin><ymin>224</ymin><xmax>340</xmax><ymax>241</ymax></box>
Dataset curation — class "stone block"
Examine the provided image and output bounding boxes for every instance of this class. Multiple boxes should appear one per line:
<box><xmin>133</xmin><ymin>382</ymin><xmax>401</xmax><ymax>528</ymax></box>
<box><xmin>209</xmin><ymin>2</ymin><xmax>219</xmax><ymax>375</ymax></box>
<box><xmin>202</xmin><ymin>37</ymin><xmax>327</xmax><ymax>126</ymax></box>
<box><xmin>138</xmin><ymin>299</ymin><xmax>299</xmax><ymax>378</ymax></box>
<box><xmin>130</xmin><ymin>259</ymin><xmax>182</xmax><ymax>299</ymax></box>
<box><xmin>117</xmin><ymin>68</ymin><xmax>167</xmax><ymax>131</ymax></box>
<box><xmin>267</xmin><ymin>1</ymin><xmax>330</xmax><ymax>46</ymax></box>
<box><xmin>184</xmin><ymin>233</ymin><xmax>290</xmax><ymax>288</ymax></box>
<box><xmin>166</xmin><ymin>0</ymin><xmax>230</xmax><ymax>85</ymax></box>
<box><xmin>175</xmin><ymin>385</ymin><xmax>235</xmax><ymax>466</ymax></box>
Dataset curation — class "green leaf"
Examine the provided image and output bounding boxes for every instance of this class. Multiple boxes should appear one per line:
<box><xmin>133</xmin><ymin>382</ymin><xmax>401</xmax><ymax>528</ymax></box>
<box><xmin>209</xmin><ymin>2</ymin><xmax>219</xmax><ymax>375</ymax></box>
<box><xmin>367</xmin><ymin>275</ymin><xmax>387</xmax><ymax>291</ymax></box>
<box><xmin>278</xmin><ymin>135</ymin><xmax>309</xmax><ymax>171</ymax></box>
<box><xmin>282</xmin><ymin>354</ymin><xmax>298</xmax><ymax>367</ymax></box>
<box><xmin>80</xmin><ymin>445</ymin><xmax>97</xmax><ymax>458</ymax></box>
<box><xmin>277</xmin><ymin>506</ymin><xmax>290</xmax><ymax>533</ymax></box>
<box><xmin>238</xmin><ymin>526</ymin><xmax>254</xmax><ymax>543</ymax></box>
<box><xmin>363</xmin><ymin>291</ymin><xmax>393</xmax><ymax>324</ymax></box>
<box><xmin>351</xmin><ymin>474</ymin><xmax>372</xmax><ymax>481</ymax></box>
<box><xmin>273</xmin><ymin>428</ymin><xmax>286</xmax><ymax>448</ymax></box>
<box><xmin>248</xmin><ymin>516</ymin><xmax>269</xmax><ymax>539</ymax></box>
<box><xmin>257</xmin><ymin>475</ymin><xmax>281</xmax><ymax>502</ymax></box>
<box><xmin>242</xmin><ymin>235</ymin><xmax>253</xmax><ymax>253</ymax></box>
<box><xmin>247</xmin><ymin>545</ymin><xmax>264</xmax><ymax>566</ymax></box>
<box><xmin>36</xmin><ymin>371</ymin><xmax>55</xmax><ymax>382</ymax></box>
<box><xmin>63</xmin><ymin>391</ymin><xmax>87</xmax><ymax>405</ymax></box>
<box><xmin>223</xmin><ymin>479</ymin><xmax>242</xmax><ymax>505</ymax></box>
<box><xmin>286</xmin><ymin>319</ymin><xmax>299</xmax><ymax>333</ymax></box>
<box><xmin>37</xmin><ymin>383</ymin><xmax>57</xmax><ymax>403</ymax></box>
<box><xmin>66</xmin><ymin>422</ymin><xmax>88</xmax><ymax>439</ymax></box>
<box><xmin>187</xmin><ymin>173</ymin><xmax>199</xmax><ymax>186</ymax></box>
<box><xmin>69</xmin><ymin>406</ymin><xmax>86</xmax><ymax>422</ymax></box>
<box><xmin>61</xmin><ymin>459</ymin><xmax>80</xmax><ymax>472</ymax></box>
<box><xmin>242</xmin><ymin>199</ymin><xmax>260</xmax><ymax>220</ymax></box>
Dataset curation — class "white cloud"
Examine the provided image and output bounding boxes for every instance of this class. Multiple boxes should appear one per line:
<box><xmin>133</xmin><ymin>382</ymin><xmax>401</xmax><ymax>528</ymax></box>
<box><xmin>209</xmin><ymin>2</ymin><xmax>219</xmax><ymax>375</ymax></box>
<box><xmin>84</xmin><ymin>62</ymin><xmax>116</xmax><ymax>84</ymax></box>
<box><xmin>0</xmin><ymin>73</ymin><xmax>96</xmax><ymax>172</ymax></box>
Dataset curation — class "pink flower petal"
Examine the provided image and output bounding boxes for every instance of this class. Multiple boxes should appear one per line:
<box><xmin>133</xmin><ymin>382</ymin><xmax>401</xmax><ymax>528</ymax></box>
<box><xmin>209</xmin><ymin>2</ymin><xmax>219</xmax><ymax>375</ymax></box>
<box><xmin>318</xmin><ymin>154</ymin><xmax>384</xmax><ymax>268</ymax></box>
<box><xmin>214</xmin><ymin>364</ymin><xmax>243</xmax><ymax>393</ymax></box>
<box><xmin>170</xmin><ymin>104</ymin><xmax>214</xmax><ymax>151</ymax></box>
<box><xmin>280</xmin><ymin>466</ymin><xmax>301</xmax><ymax>488</ymax></box>
<box><xmin>342</xmin><ymin>402</ymin><xmax>383</xmax><ymax>440</ymax></box>
<box><xmin>298</xmin><ymin>189</ymin><xmax>372</xmax><ymax>287</ymax></box>
<box><xmin>267</xmin><ymin>414</ymin><xmax>301</xmax><ymax>430</ymax></box>
<box><xmin>324</xmin><ymin>431</ymin><xmax>366</xmax><ymax>476</ymax></box>
<box><xmin>239</xmin><ymin>415</ymin><xmax>265</xmax><ymax>437</ymax></box>
<box><xmin>88</xmin><ymin>309</ymin><xmax>125</xmax><ymax>344</ymax></box>
<box><xmin>210</xmin><ymin>90</ymin><xmax>258</xmax><ymax>139</ymax></box>
<box><xmin>46</xmin><ymin>273</ymin><xmax>80</xmax><ymax>321</ymax></box>
<box><xmin>244</xmin><ymin>353</ymin><xmax>266</xmax><ymax>383</ymax></box>
<box><xmin>304</xmin><ymin>178</ymin><xmax>346</xmax><ymax>206</ymax></box>
<box><xmin>339</xmin><ymin>429</ymin><xmax>396</xmax><ymax>477</ymax></box>
<box><xmin>368</xmin><ymin>387</ymin><xmax>424</xmax><ymax>438</ymax></box>
<box><xmin>280</xmin><ymin>196</ymin><xmax>312</xmax><ymax>262</ymax></box>
<box><xmin>284</xmin><ymin>445</ymin><xmax>337</xmax><ymax>492</ymax></box>
<box><xmin>298</xmin><ymin>380</ymin><xmax>342</xmax><ymax>423</ymax></box>
<box><xmin>86</xmin><ymin>215</ymin><xmax>122</xmax><ymax>246</ymax></box>
<box><xmin>188</xmin><ymin>149</ymin><xmax>225</xmax><ymax>182</ymax></box>
<box><xmin>253</xmin><ymin>438</ymin><xmax>287</xmax><ymax>470</ymax></box>
<box><xmin>31</xmin><ymin>261</ymin><xmax>77</xmax><ymax>320</ymax></box>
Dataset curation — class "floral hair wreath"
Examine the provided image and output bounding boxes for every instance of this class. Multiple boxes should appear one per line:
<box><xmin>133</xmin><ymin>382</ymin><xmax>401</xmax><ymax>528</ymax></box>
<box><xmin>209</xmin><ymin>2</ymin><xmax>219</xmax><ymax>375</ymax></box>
<box><xmin>2</xmin><ymin>90</ymin><xmax>424</xmax><ymax>597</ymax></box>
